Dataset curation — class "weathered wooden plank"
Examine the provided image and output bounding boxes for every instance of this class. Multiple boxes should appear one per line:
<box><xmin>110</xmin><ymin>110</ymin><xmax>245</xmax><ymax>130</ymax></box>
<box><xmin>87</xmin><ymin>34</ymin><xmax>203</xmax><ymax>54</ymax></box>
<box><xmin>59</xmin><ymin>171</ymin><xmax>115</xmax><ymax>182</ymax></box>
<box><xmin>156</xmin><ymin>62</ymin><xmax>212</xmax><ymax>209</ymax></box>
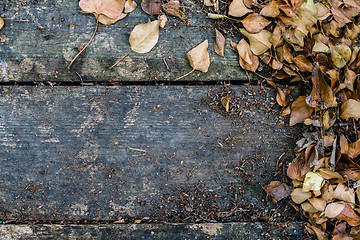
<box><xmin>0</xmin><ymin>223</ymin><xmax>307</xmax><ymax>239</ymax></box>
<box><xmin>0</xmin><ymin>0</ymin><xmax>251</xmax><ymax>82</ymax></box>
<box><xmin>0</xmin><ymin>85</ymin><xmax>300</xmax><ymax>224</ymax></box>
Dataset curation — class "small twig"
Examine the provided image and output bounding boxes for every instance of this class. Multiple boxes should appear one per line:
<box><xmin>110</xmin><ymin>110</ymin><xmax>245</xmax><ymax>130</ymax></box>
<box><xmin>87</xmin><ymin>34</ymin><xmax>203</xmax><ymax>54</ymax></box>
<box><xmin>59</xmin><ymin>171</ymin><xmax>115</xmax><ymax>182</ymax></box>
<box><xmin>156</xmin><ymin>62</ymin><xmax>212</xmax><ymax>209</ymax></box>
<box><xmin>67</xmin><ymin>16</ymin><xmax>99</xmax><ymax>69</ymax></box>
<box><xmin>128</xmin><ymin>147</ymin><xmax>147</xmax><ymax>152</ymax></box>
<box><xmin>174</xmin><ymin>69</ymin><xmax>195</xmax><ymax>81</ymax></box>
<box><xmin>163</xmin><ymin>57</ymin><xmax>171</xmax><ymax>71</ymax></box>
<box><xmin>2</xmin><ymin>18</ymin><xmax>30</xmax><ymax>22</ymax></box>
<box><xmin>127</xmin><ymin>157</ymin><xmax>137</xmax><ymax>166</ymax></box>
<box><xmin>110</xmin><ymin>49</ymin><xmax>133</xmax><ymax>69</ymax></box>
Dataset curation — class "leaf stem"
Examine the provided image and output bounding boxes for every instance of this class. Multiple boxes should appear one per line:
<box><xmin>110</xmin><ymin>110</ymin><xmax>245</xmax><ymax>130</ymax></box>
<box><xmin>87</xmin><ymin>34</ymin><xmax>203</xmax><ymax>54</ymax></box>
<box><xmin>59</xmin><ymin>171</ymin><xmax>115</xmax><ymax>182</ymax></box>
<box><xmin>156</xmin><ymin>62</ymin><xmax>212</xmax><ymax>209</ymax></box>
<box><xmin>2</xmin><ymin>18</ymin><xmax>30</xmax><ymax>22</ymax></box>
<box><xmin>67</xmin><ymin>16</ymin><xmax>99</xmax><ymax>70</ymax></box>
<box><xmin>110</xmin><ymin>49</ymin><xmax>133</xmax><ymax>69</ymax></box>
<box><xmin>174</xmin><ymin>69</ymin><xmax>195</xmax><ymax>81</ymax></box>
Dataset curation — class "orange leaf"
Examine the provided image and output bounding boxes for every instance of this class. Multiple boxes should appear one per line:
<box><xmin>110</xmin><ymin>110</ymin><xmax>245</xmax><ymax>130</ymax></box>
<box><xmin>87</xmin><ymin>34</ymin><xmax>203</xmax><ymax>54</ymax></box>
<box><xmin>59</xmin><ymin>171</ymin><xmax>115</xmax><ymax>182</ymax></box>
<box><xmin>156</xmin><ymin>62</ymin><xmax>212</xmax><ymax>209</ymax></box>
<box><xmin>289</xmin><ymin>96</ymin><xmax>313</xmax><ymax>126</ymax></box>
<box><xmin>241</xmin><ymin>13</ymin><xmax>271</xmax><ymax>33</ymax></box>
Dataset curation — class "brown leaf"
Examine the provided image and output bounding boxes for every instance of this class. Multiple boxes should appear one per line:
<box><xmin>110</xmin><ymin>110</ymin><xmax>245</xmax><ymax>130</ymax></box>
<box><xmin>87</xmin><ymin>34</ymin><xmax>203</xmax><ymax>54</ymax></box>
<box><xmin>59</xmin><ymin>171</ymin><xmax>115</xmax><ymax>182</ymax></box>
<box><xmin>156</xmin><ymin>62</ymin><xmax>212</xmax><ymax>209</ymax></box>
<box><xmin>162</xmin><ymin>0</ymin><xmax>187</xmax><ymax>23</ymax></box>
<box><xmin>340</xmin><ymin>169</ymin><xmax>360</xmax><ymax>181</ymax></box>
<box><xmin>340</xmin><ymin>134</ymin><xmax>349</xmax><ymax>155</ymax></box>
<box><xmin>228</xmin><ymin>0</ymin><xmax>252</xmax><ymax>17</ymax></box>
<box><xmin>315</xmin><ymin>2</ymin><xmax>330</xmax><ymax>20</ymax></box>
<box><xmin>269</xmin><ymin>25</ymin><xmax>283</xmax><ymax>48</ymax></box>
<box><xmin>186</xmin><ymin>40</ymin><xmax>210</xmax><ymax>72</ymax></box>
<box><xmin>214</xmin><ymin>29</ymin><xmax>225</xmax><ymax>57</ymax></box>
<box><xmin>344</xmin><ymin>68</ymin><xmax>356</xmax><ymax>92</ymax></box>
<box><xmin>319</xmin><ymin>168</ymin><xmax>343</xmax><ymax>180</ymax></box>
<box><xmin>260</xmin><ymin>0</ymin><xmax>280</xmax><ymax>17</ymax></box>
<box><xmin>325</xmin><ymin>202</ymin><xmax>346</xmax><ymax>218</ymax></box>
<box><xmin>337</xmin><ymin>203</ymin><xmax>360</xmax><ymax>226</ymax></box>
<box><xmin>221</xmin><ymin>95</ymin><xmax>230</xmax><ymax>113</ymax></box>
<box><xmin>333</xmin><ymin>183</ymin><xmax>355</xmax><ymax>203</ymax></box>
<box><xmin>141</xmin><ymin>0</ymin><xmax>162</xmax><ymax>15</ymax></box>
<box><xmin>340</xmin><ymin>99</ymin><xmax>360</xmax><ymax>120</ymax></box>
<box><xmin>290</xmin><ymin>96</ymin><xmax>314</xmax><ymax>126</ymax></box>
<box><xmin>80</xmin><ymin>0</ymin><xmax>125</xmax><ymax>19</ymax></box>
<box><xmin>283</xmin><ymin>44</ymin><xmax>293</xmax><ymax>63</ymax></box>
<box><xmin>95</xmin><ymin>12</ymin><xmax>127</xmax><ymax>25</ymax></box>
<box><xmin>0</xmin><ymin>17</ymin><xmax>4</xmax><ymax>30</ymax></box>
<box><xmin>308</xmin><ymin>63</ymin><xmax>321</xmax><ymax>107</ymax></box>
<box><xmin>331</xmin><ymin>0</ymin><xmax>360</xmax><ymax>26</ymax></box>
<box><xmin>240</xmin><ymin>29</ymin><xmax>272</xmax><ymax>56</ymax></box>
<box><xmin>241</xmin><ymin>13</ymin><xmax>271</xmax><ymax>34</ymax></box>
<box><xmin>348</xmin><ymin>139</ymin><xmax>360</xmax><ymax>159</ymax></box>
<box><xmin>266</xmin><ymin>80</ymin><xmax>288</xmax><ymax>107</ymax></box>
<box><xmin>307</xmin><ymin>225</ymin><xmax>329</xmax><ymax>240</ymax></box>
<box><xmin>301</xmin><ymin>201</ymin><xmax>318</xmax><ymax>213</ymax></box>
<box><xmin>333</xmin><ymin>222</ymin><xmax>347</xmax><ymax>236</ymax></box>
<box><xmin>293</xmin><ymin>55</ymin><xmax>313</xmax><ymax>72</ymax></box>
<box><xmin>308</xmin><ymin>197</ymin><xmax>326</xmax><ymax>212</ymax></box>
<box><xmin>124</xmin><ymin>0</ymin><xmax>137</xmax><ymax>13</ymax></box>
<box><xmin>129</xmin><ymin>19</ymin><xmax>160</xmax><ymax>53</ymax></box>
<box><xmin>158</xmin><ymin>14</ymin><xmax>168</xmax><ymax>28</ymax></box>
<box><xmin>266</xmin><ymin>181</ymin><xmax>292</xmax><ymax>202</ymax></box>
<box><xmin>291</xmin><ymin>188</ymin><xmax>312</xmax><ymax>204</ymax></box>
<box><xmin>236</xmin><ymin>39</ymin><xmax>259</xmax><ymax>72</ymax></box>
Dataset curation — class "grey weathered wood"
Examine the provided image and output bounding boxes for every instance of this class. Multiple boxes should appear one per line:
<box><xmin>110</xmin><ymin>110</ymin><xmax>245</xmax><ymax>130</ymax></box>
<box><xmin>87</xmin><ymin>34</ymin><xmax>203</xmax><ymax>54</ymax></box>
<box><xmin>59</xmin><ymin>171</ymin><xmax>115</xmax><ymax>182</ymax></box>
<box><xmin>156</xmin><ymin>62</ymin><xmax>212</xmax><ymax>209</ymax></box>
<box><xmin>0</xmin><ymin>85</ymin><xmax>301</xmax><ymax>225</ymax></box>
<box><xmin>0</xmin><ymin>223</ymin><xmax>307</xmax><ymax>239</ymax></box>
<box><xmin>0</xmin><ymin>0</ymin><xmax>251</xmax><ymax>82</ymax></box>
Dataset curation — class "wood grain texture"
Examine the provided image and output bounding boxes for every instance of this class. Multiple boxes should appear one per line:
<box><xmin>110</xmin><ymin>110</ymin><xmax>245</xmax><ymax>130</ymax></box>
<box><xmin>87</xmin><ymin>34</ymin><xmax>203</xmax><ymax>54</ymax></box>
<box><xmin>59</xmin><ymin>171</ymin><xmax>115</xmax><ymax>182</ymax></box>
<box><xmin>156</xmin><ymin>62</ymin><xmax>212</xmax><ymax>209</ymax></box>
<box><xmin>0</xmin><ymin>0</ymin><xmax>251</xmax><ymax>83</ymax></box>
<box><xmin>0</xmin><ymin>85</ymin><xmax>300</xmax><ymax>224</ymax></box>
<box><xmin>0</xmin><ymin>223</ymin><xmax>306</xmax><ymax>239</ymax></box>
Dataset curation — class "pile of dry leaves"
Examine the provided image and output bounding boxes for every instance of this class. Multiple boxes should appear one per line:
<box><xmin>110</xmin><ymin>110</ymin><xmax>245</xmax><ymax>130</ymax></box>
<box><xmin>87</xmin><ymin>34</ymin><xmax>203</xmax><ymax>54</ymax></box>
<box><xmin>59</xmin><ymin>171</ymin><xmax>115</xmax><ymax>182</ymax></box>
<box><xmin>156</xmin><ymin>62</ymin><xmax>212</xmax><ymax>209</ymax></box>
<box><xmin>204</xmin><ymin>0</ymin><xmax>360</xmax><ymax>239</ymax></box>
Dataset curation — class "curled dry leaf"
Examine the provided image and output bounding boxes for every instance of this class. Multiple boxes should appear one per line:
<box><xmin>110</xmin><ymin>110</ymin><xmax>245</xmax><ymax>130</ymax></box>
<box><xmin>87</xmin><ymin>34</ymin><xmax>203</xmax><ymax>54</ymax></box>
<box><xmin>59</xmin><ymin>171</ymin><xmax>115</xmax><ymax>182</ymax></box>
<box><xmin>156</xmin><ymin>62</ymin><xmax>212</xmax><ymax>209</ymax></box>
<box><xmin>344</xmin><ymin>68</ymin><xmax>356</xmax><ymax>92</ymax></box>
<box><xmin>265</xmin><ymin>181</ymin><xmax>291</xmax><ymax>203</ymax></box>
<box><xmin>287</xmin><ymin>157</ymin><xmax>311</xmax><ymax>181</ymax></box>
<box><xmin>241</xmin><ymin>13</ymin><xmax>271</xmax><ymax>34</ymax></box>
<box><xmin>235</xmin><ymin>39</ymin><xmax>259</xmax><ymax>72</ymax></box>
<box><xmin>340</xmin><ymin>99</ymin><xmax>360</xmax><ymax>120</ymax></box>
<box><xmin>221</xmin><ymin>96</ymin><xmax>231</xmax><ymax>113</ymax></box>
<box><xmin>141</xmin><ymin>0</ymin><xmax>162</xmax><ymax>15</ymax></box>
<box><xmin>228</xmin><ymin>0</ymin><xmax>252</xmax><ymax>17</ymax></box>
<box><xmin>291</xmin><ymin>188</ymin><xmax>312</xmax><ymax>204</ymax></box>
<box><xmin>260</xmin><ymin>0</ymin><xmax>280</xmax><ymax>17</ymax></box>
<box><xmin>326</xmin><ymin>203</ymin><xmax>360</xmax><ymax>226</ymax></box>
<box><xmin>266</xmin><ymin>80</ymin><xmax>288</xmax><ymax>107</ymax></box>
<box><xmin>270</xmin><ymin>25</ymin><xmax>283</xmax><ymax>48</ymax></box>
<box><xmin>307</xmin><ymin>225</ymin><xmax>329</xmax><ymax>240</ymax></box>
<box><xmin>315</xmin><ymin>2</ymin><xmax>330</xmax><ymax>20</ymax></box>
<box><xmin>0</xmin><ymin>17</ymin><xmax>4</xmax><ymax>30</ymax></box>
<box><xmin>124</xmin><ymin>0</ymin><xmax>137</xmax><ymax>13</ymax></box>
<box><xmin>289</xmin><ymin>96</ymin><xmax>314</xmax><ymax>126</ymax></box>
<box><xmin>348</xmin><ymin>139</ymin><xmax>360</xmax><ymax>159</ymax></box>
<box><xmin>308</xmin><ymin>62</ymin><xmax>321</xmax><ymax>107</ymax></box>
<box><xmin>158</xmin><ymin>14</ymin><xmax>168</xmax><ymax>28</ymax></box>
<box><xmin>240</xmin><ymin>29</ymin><xmax>272</xmax><ymax>56</ymax></box>
<box><xmin>186</xmin><ymin>40</ymin><xmax>210</xmax><ymax>73</ymax></box>
<box><xmin>130</xmin><ymin>19</ymin><xmax>160</xmax><ymax>53</ymax></box>
<box><xmin>214</xmin><ymin>29</ymin><xmax>225</xmax><ymax>57</ymax></box>
<box><xmin>331</xmin><ymin>44</ymin><xmax>352</xmax><ymax>69</ymax></box>
<box><xmin>79</xmin><ymin>0</ymin><xmax>125</xmax><ymax>19</ymax></box>
<box><xmin>162</xmin><ymin>0</ymin><xmax>187</xmax><ymax>23</ymax></box>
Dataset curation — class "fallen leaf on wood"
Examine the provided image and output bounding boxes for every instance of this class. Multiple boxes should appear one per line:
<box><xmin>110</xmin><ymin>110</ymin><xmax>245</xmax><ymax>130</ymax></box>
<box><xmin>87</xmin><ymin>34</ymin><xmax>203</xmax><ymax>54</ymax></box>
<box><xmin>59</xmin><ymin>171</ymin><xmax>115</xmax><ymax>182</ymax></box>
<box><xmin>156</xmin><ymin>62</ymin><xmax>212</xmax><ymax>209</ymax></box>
<box><xmin>240</xmin><ymin>29</ymin><xmax>272</xmax><ymax>56</ymax></box>
<box><xmin>130</xmin><ymin>19</ymin><xmax>160</xmax><ymax>53</ymax></box>
<box><xmin>348</xmin><ymin>139</ymin><xmax>360</xmax><ymax>159</ymax></box>
<box><xmin>340</xmin><ymin>99</ymin><xmax>360</xmax><ymax>120</ymax></box>
<box><xmin>241</xmin><ymin>13</ymin><xmax>271</xmax><ymax>33</ymax></box>
<box><xmin>289</xmin><ymin>96</ymin><xmax>314</xmax><ymax>126</ymax></box>
<box><xmin>214</xmin><ymin>29</ymin><xmax>225</xmax><ymax>57</ymax></box>
<box><xmin>291</xmin><ymin>188</ymin><xmax>312</xmax><ymax>204</ymax></box>
<box><xmin>266</xmin><ymin>80</ymin><xmax>288</xmax><ymax>107</ymax></box>
<box><xmin>124</xmin><ymin>0</ymin><xmax>137</xmax><ymax>13</ymax></box>
<box><xmin>95</xmin><ymin>12</ymin><xmax>127</xmax><ymax>25</ymax></box>
<box><xmin>235</xmin><ymin>39</ymin><xmax>259</xmax><ymax>72</ymax></box>
<box><xmin>141</xmin><ymin>0</ymin><xmax>162</xmax><ymax>15</ymax></box>
<box><xmin>0</xmin><ymin>17</ymin><xmax>4</xmax><ymax>30</ymax></box>
<box><xmin>228</xmin><ymin>0</ymin><xmax>252</xmax><ymax>17</ymax></box>
<box><xmin>260</xmin><ymin>0</ymin><xmax>280</xmax><ymax>17</ymax></box>
<box><xmin>266</xmin><ymin>181</ymin><xmax>291</xmax><ymax>202</ymax></box>
<box><xmin>163</xmin><ymin>0</ymin><xmax>188</xmax><ymax>23</ymax></box>
<box><xmin>331</xmin><ymin>44</ymin><xmax>352</xmax><ymax>69</ymax></box>
<box><xmin>80</xmin><ymin>0</ymin><xmax>125</xmax><ymax>19</ymax></box>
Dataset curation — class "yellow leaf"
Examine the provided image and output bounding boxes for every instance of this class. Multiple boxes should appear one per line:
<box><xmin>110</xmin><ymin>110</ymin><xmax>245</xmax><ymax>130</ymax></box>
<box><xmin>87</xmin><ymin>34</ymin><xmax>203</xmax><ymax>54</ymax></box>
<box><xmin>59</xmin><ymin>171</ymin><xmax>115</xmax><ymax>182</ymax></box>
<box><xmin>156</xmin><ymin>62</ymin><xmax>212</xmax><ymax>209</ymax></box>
<box><xmin>240</xmin><ymin>29</ymin><xmax>272</xmax><ymax>56</ymax></box>
<box><xmin>129</xmin><ymin>19</ymin><xmax>160</xmax><ymax>53</ymax></box>
<box><xmin>186</xmin><ymin>40</ymin><xmax>210</xmax><ymax>72</ymax></box>
<box><xmin>0</xmin><ymin>17</ymin><xmax>4</xmax><ymax>30</ymax></box>
<box><xmin>228</xmin><ymin>0</ymin><xmax>252</xmax><ymax>17</ymax></box>
<box><xmin>302</xmin><ymin>171</ymin><xmax>324</xmax><ymax>192</ymax></box>
<box><xmin>340</xmin><ymin>99</ymin><xmax>360</xmax><ymax>120</ymax></box>
<box><xmin>80</xmin><ymin>0</ymin><xmax>125</xmax><ymax>19</ymax></box>
<box><xmin>331</xmin><ymin>44</ymin><xmax>352</xmax><ymax>69</ymax></box>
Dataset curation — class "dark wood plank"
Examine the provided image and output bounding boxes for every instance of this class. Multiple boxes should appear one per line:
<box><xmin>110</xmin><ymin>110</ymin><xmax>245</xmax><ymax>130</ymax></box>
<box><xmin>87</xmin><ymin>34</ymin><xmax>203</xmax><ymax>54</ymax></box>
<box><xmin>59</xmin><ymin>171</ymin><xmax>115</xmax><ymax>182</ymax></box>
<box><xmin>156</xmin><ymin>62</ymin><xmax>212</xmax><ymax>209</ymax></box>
<box><xmin>0</xmin><ymin>85</ymin><xmax>301</xmax><ymax>224</ymax></box>
<box><xmin>0</xmin><ymin>223</ymin><xmax>307</xmax><ymax>239</ymax></box>
<box><xmin>0</xmin><ymin>0</ymin><xmax>252</xmax><ymax>83</ymax></box>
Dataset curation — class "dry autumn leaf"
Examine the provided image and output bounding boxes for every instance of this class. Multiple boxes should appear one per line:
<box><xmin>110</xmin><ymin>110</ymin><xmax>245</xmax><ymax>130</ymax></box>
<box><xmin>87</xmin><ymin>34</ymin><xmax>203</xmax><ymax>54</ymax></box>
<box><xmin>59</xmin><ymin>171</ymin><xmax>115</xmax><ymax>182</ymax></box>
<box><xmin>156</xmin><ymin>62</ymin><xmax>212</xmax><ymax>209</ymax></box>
<box><xmin>308</xmin><ymin>197</ymin><xmax>326</xmax><ymax>212</ymax></box>
<box><xmin>214</xmin><ymin>29</ymin><xmax>225</xmax><ymax>57</ymax></box>
<box><xmin>141</xmin><ymin>0</ymin><xmax>162</xmax><ymax>15</ymax></box>
<box><xmin>260</xmin><ymin>0</ymin><xmax>280</xmax><ymax>17</ymax></box>
<box><xmin>240</xmin><ymin>13</ymin><xmax>271</xmax><ymax>34</ymax></box>
<box><xmin>162</xmin><ymin>0</ymin><xmax>188</xmax><ymax>23</ymax></box>
<box><xmin>348</xmin><ymin>139</ymin><xmax>360</xmax><ymax>159</ymax></box>
<box><xmin>265</xmin><ymin>181</ymin><xmax>291</xmax><ymax>203</ymax></box>
<box><xmin>293</xmin><ymin>55</ymin><xmax>313</xmax><ymax>72</ymax></box>
<box><xmin>175</xmin><ymin>40</ymin><xmax>210</xmax><ymax>80</ymax></box>
<box><xmin>235</xmin><ymin>39</ymin><xmax>259</xmax><ymax>72</ymax></box>
<box><xmin>124</xmin><ymin>0</ymin><xmax>137</xmax><ymax>13</ymax></box>
<box><xmin>291</xmin><ymin>188</ymin><xmax>312</xmax><ymax>204</ymax></box>
<box><xmin>129</xmin><ymin>19</ymin><xmax>160</xmax><ymax>53</ymax></box>
<box><xmin>0</xmin><ymin>17</ymin><xmax>4</xmax><ymax>30</ymax></box>
<box><xmin>266</xmin><ymin>80</ymin><xmax>288</xmax><ymax>107</ymax></box>
<box><xmin>333</xmin><ymin>183</ymin><xmax>355</xmax><ymax>203</ymax></box>
<box><xmin>240</xmin><ymin>29</ymin><xmax>272</xmax><ymax>56</ymax></box>
<box><xmin>95</xmin><ymin>12</ymin><xmax>127</xmax><ymax>25</ymax></box>
<box><xmin>228</xmin><ymin>0</ymin><xmax>252</xmax><ymax>17</ymax></box>
<box><xmin>80</xmin><ymin>0</ymin><xmax>125</xmax><ymax>19</ymax></box>
<box><xmin>340</xmin><ymin>99</ymin><xmax>360</xmax><ymax>120</ymax></box>
<box><xmin>289</xmin><ymin>96</ymin><xmax>314</xmax><ymax>126</ymax></box>
<box><xmin>331</xmin><ymin>44</ymin><xmax>352</xmax><ymax>69</ymax></box>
